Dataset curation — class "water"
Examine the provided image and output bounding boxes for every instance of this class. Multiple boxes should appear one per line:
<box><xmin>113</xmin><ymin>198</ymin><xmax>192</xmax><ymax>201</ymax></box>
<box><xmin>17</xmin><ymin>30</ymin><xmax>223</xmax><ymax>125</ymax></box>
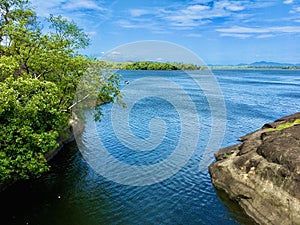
<box><xmin>1</xmin><ymin>69</ymin><xmax>299</xmax><ymax>225</ymax></box>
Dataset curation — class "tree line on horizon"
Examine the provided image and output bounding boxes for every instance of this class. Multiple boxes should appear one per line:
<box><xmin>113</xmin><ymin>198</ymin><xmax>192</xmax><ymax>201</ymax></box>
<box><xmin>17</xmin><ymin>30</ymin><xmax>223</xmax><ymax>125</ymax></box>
<box><xmin>97</xmin><ymin>60</ymin><xmax>207</xmax><ymax>70</ymax></box>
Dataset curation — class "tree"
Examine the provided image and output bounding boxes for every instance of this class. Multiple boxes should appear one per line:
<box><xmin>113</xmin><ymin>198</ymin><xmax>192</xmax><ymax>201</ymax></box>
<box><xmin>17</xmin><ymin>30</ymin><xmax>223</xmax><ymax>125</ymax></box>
<box><xmin>0</xmin><ymin>77</ymin><xmax>64</xmax><ymax>182</ymax></box>
<box><xmin>0</xmin><ymin>0</ymin><xmax>121</xmax><ymax>187</ymax></box>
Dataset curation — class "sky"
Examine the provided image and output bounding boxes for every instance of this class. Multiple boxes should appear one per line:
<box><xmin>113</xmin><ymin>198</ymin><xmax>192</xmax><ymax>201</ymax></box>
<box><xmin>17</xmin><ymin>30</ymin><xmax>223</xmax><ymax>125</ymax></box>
<box><xmin>32</xmin><ymin>0</ymin><xmax>300</xmax><ymax>65</ymax></box>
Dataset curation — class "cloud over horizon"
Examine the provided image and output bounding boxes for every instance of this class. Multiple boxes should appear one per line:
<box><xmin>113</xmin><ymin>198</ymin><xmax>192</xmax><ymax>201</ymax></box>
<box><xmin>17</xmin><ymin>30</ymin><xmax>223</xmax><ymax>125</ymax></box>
<box><xmin>32</xmin><ymin>0</ymin><xmax>300</xmax><ymax>64</ymax></box>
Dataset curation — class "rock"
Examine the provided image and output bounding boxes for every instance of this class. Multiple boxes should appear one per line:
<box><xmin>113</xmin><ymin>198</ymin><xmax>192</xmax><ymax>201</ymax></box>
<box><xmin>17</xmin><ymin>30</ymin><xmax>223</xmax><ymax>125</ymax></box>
<box><xmin>209</xmin><ymin>112</ymin><xmax>300</xmax><ymax>225</ymax></box>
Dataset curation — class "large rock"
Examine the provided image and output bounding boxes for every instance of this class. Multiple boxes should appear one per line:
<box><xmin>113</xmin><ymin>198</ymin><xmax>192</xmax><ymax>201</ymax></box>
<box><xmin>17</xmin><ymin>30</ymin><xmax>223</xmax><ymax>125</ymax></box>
<box><xmin>209</xmin><ymin>112</ymin><xmax>300</xmax><ymax>225</ymax></box>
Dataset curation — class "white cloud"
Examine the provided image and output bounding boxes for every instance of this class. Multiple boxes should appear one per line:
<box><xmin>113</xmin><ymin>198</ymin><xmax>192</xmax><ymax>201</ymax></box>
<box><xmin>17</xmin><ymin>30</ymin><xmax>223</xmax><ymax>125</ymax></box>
<box><xmin>162</xmin><ymin>4</ymin><xmax>226</xmax><ymax>28</ymax></box>
<box><xmin>283</xmin><ymin>0</ymin><xmax>294</xmax><ymax>4</ymax></box>
<box><xmin>220</xmin><ymin>33</ymin><xmax>252</xmax><ymax>38</ymax></box>
<box><xmin>115</xmin><ymin>19</ymin><xmax>155</xmax><ymax>29</ymax></box>
<box><xmin>226</xmin><ymin>5</ymin><xmax>245</xmax><ymax>11</ymax></box>
<box><xmin>121</xmin><ymin>1</ymin><xmax>253</xmax><ymax>31</ymax></box>
<box><xmin>116</xmin><ymin>20</ymin><xmax>145</xmax><ymax>29</ymax></box>
<box><xmin>62</xmin><ymin>1</ymin><xmax>106</xmax><ymax>11</ymax></box>
<box><xmin>32</xmin><ymin>0</ymin><xmax>111</xmax><ymax>39</ymax></box>
<box><xmin>116</xmin><ymin>1</ymin><xmax>279</xmax><ymax>33</ymax></box>
<box><xmin>0</xmin><ymin>36</ymin><xmax>11</xmax><ymax>47</ymax></box>
<box><xmin>186</xmin><ymin>33</ymin><xmax>203</xmax><ymax>37</ymax></box>
<box><xmin>32</xmin><ymin>0</ymin><xmax>109</xmax><ymax>26</ymax></box>
<box><xmin>271</xmin><ymin>26</ymin><xmax>300</xmax><ymax>32</ymax></box>
<box><xmin>290</xmin><ymin>6</ymin><xmax>300</xmax><ymax>13</ymax></box>
<box><xmin>185</xmin><ymin>4</ymin><xmax>210</xmax><ymax>12</ymax></box>
<box><xmin>129</xmin><ymin>9</ymin><xmax>151</xmax><ymax>17</ymax></box>
<box><xmin>32</xmin><ymin>0</ymin><xmax>63</xmax><ymax>17</ymax></box>
<box><xmin>214</xmin><ymin>1</ymin><xmax>245</xmax><ymax>11</ymax></box>
<box><xmin>110</xmin><ymin>51</ymin><xmax>121</xmax><ymax>55</ymax></box>
<box><xmin>33</xmin><ymin>0</ymin><xmax>106</xmax><ymax>15</ymax></box>
<box><xmin>256</xmin><ymin>34</ymin><xmax>274</xmax><ymax>38</ymax></box>
<box><xmin>217</xmin><ymin>26</ymin><xmax>267</xmax><ymax>33</ymax></box>
<box><xmin>217</xmin><ymin>25</ymin><xmax>300</xmax><ymax>38</ymax></box>
<box><xmin>161</xmin><ymin>0</ymin><xmax>270</xmax><ymax>29</ymax></box>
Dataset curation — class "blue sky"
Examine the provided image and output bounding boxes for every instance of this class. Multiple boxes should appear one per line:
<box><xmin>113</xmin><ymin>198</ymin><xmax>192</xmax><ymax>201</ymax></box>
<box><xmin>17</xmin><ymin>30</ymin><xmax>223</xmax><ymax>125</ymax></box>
<box><xmin>32</xmin><ymin>0</ymin><xmax>300</xmax><ymax>65</ymax></box>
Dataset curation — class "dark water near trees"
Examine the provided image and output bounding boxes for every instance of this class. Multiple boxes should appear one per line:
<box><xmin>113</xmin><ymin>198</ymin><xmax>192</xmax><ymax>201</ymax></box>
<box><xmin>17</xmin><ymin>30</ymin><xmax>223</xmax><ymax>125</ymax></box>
<box><xmin>1</xmin><ymin>69</ymin><xmax>299</xmax><ymax>225</ymax></box>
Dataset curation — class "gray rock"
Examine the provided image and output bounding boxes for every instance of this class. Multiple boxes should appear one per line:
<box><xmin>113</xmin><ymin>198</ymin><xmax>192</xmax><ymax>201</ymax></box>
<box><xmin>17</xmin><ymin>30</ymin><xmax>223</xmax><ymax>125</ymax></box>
<box><xmin>209</xmin><ymin>112</ymin><xmax>300</xmax><ymax>225</ymax></box>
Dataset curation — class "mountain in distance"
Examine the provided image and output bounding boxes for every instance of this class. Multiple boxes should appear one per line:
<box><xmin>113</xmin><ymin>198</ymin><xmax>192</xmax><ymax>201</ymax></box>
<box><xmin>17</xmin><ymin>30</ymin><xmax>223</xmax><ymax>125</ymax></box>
<box><xmin>237</xmin><ymin>61</ymin><xmax>300</xmax><ymax>67</ymax></box>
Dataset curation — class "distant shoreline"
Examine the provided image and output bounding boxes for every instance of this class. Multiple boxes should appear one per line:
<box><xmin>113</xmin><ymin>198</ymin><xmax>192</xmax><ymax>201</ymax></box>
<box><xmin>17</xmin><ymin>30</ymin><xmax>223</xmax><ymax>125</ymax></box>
<box><xmin>209</xmin><ymin>66</ymin><xmax>300</xmax><ymax>70</ymax></box>
<box><xmin>97</xmin><ymin>60</ymin><xmax>300</xmax><ymax>71</ymax></box>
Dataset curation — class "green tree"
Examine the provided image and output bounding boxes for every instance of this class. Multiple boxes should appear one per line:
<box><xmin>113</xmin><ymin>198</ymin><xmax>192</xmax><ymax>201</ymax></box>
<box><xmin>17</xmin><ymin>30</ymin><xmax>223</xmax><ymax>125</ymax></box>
<box><xmin>0</xmin><ymin>77</ymin><xmax>64</xmax><ymax>182</ymax></box>
<box><xmin>0</xmin><ymin>0</ymin><xmax>121</xmax><ymax>187</ymax></box>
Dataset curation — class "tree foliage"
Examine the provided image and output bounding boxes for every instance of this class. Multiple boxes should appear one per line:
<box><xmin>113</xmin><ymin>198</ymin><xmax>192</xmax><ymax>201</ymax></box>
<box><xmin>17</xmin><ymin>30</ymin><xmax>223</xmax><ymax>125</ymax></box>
<box><xmin>96</xmin><ymin>60</ymin><xmax>205</xmax><ymax>70</ymax></box>
<box><xmin>0</xmin><ymin>77</ymin><xmax>63</xmax><ymax>182</ymax></box>
<box><xmin>0</xmin><ymin>0</ymin><xmax>121</xmax><ymax>186</ymax></box>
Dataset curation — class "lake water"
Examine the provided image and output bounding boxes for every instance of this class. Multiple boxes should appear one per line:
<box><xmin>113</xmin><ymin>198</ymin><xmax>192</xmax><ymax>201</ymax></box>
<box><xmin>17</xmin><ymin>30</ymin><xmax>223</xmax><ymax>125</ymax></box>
<box><xmin>1</xmin><ymin>69</ymin><xmax>299</xmax><ymax>225</ymax></box>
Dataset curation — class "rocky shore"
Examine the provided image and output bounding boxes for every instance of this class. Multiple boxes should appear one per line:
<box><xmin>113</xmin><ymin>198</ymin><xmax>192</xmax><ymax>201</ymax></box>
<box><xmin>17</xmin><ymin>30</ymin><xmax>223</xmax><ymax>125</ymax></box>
<box><xmin>209</xmin><ymin>112</ymin><xmax>300</xmax><ymax>225</ymax></box>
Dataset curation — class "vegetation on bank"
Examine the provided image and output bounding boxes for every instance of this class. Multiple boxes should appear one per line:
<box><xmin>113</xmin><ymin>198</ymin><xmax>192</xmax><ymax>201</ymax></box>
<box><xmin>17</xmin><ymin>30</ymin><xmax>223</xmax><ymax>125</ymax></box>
<box><xmin>267</xmin><ymin>119</ymin><xmax>300</xmax><ymax>132</ymax></box>
<box><xmin>98</xmin><ymin>61</ymin><xmax>300</xmax><ymax>71</ymax></box>
<box><xmin>97</xmin><ymin>60</ymin><xmax>206</xmax><ymax>70</ymax></box>
<box><xmin>0</xmin><ymin>0</ymin><xmax>121</xmax><ymax>188</ymax></box>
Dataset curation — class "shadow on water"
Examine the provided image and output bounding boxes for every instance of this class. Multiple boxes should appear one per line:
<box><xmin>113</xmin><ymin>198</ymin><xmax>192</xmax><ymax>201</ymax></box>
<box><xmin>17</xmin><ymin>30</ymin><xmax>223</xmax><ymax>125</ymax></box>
<box><xmin>214</xmin><ymin>188</ymin><xmax>258</xmax><ymax>225</ymax></box>
<box><xmin>0</xmin><ymin>141</ymin><xmax>113</xmax><ymax>225</ymax></box>
<box><xmin>1</xmin><ymin>140</ymin><xmax>258</xmax><ymax>225</ymax></box>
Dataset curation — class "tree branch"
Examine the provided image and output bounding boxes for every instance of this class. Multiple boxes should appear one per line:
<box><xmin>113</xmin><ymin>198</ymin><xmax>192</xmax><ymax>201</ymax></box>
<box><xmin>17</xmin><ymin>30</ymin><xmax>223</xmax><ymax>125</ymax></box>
<box><xmin>67</xmin><ymin>94</ymin><xmax>90</xmax><ymax>110</ymax></box>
